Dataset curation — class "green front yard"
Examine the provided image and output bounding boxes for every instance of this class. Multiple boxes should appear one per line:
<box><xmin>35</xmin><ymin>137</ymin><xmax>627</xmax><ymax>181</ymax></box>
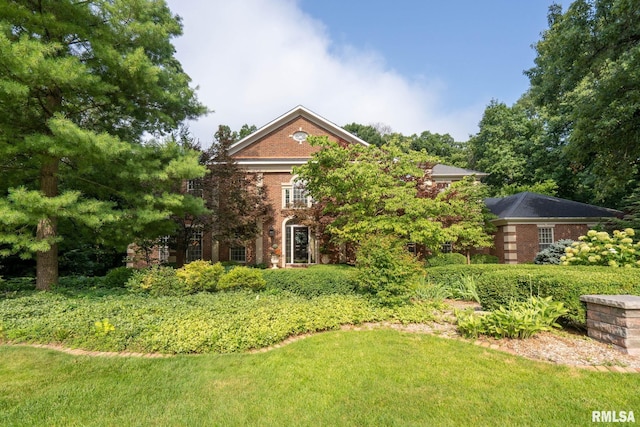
<box><xmin>1</xmin><ymin>264</ymin><xmax>639</xmax><ymax>425</ymax></box>
<box><xmin>1</xmin><ymin>330</ymin><xmax>638</xmax><ymax>426</ymax></box>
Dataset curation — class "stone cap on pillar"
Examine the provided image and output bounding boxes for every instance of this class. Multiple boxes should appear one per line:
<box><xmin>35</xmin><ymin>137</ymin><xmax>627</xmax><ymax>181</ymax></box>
<box><xmin>580</xmin><ymin>295</ymin><xmax>640</xmax><ymax>309</ymax></box>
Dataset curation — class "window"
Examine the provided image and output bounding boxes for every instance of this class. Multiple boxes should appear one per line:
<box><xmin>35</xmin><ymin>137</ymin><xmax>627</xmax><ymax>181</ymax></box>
<box><xmin>158</xmin><ymin>236</ymin><xmax>170</xmax><ymax>263</ymax></box>
<box><xmin>230</xmin><ymin>246</ymin><xmax>246</xmax><ymax>263</ymax></box>
<box><xmin>406</xmin><ymin>243</ymin><xmax>417</xmax><ymax>256</ymax></box>
<box><xmin>187</xmin><ymin>179</ymin><xmax>203</xmax><ymax>197</ymax></box>
<box><xmin>283</xmin><ymin>180</ymin><xmax>311</xmax><ymax>208</ymax></box>
<box><xmin>186</xmin><ymin>229</ymin><xmax>203</xmax><ymax>263</ymax></box>
<box><xmin>538</xmin><ymin>227</ymin><xmax>554</xmax><ymax>251</ymax></box>
<box><xmin>441</xmin><ymin>242</ymin><xmax>453</xmax><ymax>253</ymax></box>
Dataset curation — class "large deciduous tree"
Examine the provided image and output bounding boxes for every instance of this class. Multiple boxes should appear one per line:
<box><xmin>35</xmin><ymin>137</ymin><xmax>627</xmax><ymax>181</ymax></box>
<box><xmin>294</xmin><ymin>136</ymin><xmax>493</xmax><ymax>255</ymax></box>
<box><xmin>526</xmin><ymin>0</ymin><xmax>640</xmax><ymax>206</ymax></box>
<box><xmin>169</xmin><ymin>125</ymin><xmax>271</xmax><ymax>267</ymax></box>
<box><xmin>0</xmin><ymin>0</ymin><xmax>207</xmax><ymax>289</ymax></box>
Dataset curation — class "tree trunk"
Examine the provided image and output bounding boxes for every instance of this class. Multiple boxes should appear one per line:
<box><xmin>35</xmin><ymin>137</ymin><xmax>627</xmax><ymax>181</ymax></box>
<box><xmin>36</xmin><ymin>157</ymin><xmax>59</xmax><ymax>290</ymax></box>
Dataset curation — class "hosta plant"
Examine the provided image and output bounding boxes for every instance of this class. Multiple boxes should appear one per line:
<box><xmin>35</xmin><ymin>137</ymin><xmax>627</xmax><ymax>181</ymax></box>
<box><xmin>456</xmin><ymin>296</ymin><xmax>568</xmax><ymax>339</ymax></box>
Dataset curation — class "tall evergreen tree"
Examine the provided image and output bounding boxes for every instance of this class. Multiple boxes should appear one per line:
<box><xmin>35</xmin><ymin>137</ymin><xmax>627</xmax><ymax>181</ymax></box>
<box><xmin>0</xmin><ymin>1</ymin><xmax>207</xmax><ymax>289</ymax></box>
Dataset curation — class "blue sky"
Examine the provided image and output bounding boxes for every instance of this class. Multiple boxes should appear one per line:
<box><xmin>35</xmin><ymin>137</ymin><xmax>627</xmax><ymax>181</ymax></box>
<box><xmin>165</xmin><ymin>0</ymin><xmax>561</xmax><ymax>144</ymax></box>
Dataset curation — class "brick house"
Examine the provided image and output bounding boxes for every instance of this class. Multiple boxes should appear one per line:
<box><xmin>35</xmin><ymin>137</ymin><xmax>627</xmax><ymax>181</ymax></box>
<box><xmin>129</xmin><ymin>106</ymin><xmax>620</xmax><ymax>267</ymax></box>
<box><xmin>485</xmin><ymin>192</ymin><xmax>621</xmax><ymax>263</ymax></box>
<box><xmin>214</xmin><ymin>105</ymin><xmax>485</xmax><ymax>267</ymax></box>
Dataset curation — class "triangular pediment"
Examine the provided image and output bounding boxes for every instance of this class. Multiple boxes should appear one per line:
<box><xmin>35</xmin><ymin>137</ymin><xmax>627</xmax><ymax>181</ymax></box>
<box><xmin>228</xmin><ymin>105</ymin><xmax>368</xmax><ymax>163</ymax></box>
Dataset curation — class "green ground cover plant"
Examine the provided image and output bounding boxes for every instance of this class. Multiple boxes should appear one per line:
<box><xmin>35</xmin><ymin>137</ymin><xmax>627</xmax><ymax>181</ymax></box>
<box><xmin>0</xmin><ymin>287</ymin><xmax>440</xmax><ymax>354</ymax></box>
<box><xmin>1</xmin><ymin>330</ymin><xmax>638</xmax><ymax>426</ymax></box>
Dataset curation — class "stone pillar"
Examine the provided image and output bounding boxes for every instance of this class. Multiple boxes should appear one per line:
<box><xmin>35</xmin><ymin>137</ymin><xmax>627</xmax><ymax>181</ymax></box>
<box><xmin>580</xmin><ymin>295</ymin><xmax>640</xmax><ymax>355</ymax></box>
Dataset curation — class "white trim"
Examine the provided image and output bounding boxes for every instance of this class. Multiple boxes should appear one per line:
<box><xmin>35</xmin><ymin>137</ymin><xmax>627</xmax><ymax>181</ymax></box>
<box><xmin>491</xmin><ymin>218</ymin><xmax>602</xmax><ymax>227</ymax></box>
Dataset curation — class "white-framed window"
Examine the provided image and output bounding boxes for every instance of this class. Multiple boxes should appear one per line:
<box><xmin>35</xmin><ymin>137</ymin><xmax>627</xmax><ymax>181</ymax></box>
<box><xmin>230</xmin><ymin>246</ymin><xmax>246</xmax><ymax>263</ymax></box>
<box><xmin>158</xmin><ymin>236</ymin><xmax>170</xmax><ymax>263</ymax></box>
<box><xmin>283</xmin><ymin>179</ymin><xmax>311</xmax><ymax>208</ymax></box>
<box><xmin>186</xmin><ymin>229</ymin><xmax>203</xmax><ymax>263</ymax></box>
<box><xmin>187</xmin><ymin>179</ymin><xmax>203</xmax><ymax>197</ymax></box>
<box><xmin>538</xmin><ymin>227</ymin><xmax>554</xmax><ymax>251</ymax></box>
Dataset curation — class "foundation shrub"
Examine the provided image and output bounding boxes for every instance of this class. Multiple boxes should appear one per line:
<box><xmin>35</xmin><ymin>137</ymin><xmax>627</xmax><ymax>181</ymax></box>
<box><xmin>57</xmin><ymin>276</ymin><xmax>106</xmax><ymax>289</ymax></box>
<box><xmin>175</xmin><ymin>260</ymin><xmax>224</xmax><ymax>293</ymax></box>
<box><xmin>534</xmin><ymin>239</ymin><xmax>574</xmax><ymax>265</ymax></box>
<box><xmin>427</xmin><ymin>264</ymin><xmax>640</xmax><ymax>326</ymax></box>
<box><xmin>103</xmin><ymin>267</ymin><xmax>136</xmax><ymax>289</ymax></box>
<box><xmin>470</xmin><ymin>254</ymin><xmax>499</xmax><ymax>264</ymax></box>
<box><xmin>126</xmin><ymin>265</ymin><xmax>186</xmax><ymax>296</ymax></box>
<box><xmin>217</xmin><ymin>266</ymin><xmax>266</xmax><ymax>292</ymax></box>
<box><xmin>263</xmin><ymin>265</ymin><xmax>357</xmax><ymax>297</ymax></box>
<box><xmin>426</xmin><ymin>252</ymin><xmax>467</xmax><ymax>267</ymax></box>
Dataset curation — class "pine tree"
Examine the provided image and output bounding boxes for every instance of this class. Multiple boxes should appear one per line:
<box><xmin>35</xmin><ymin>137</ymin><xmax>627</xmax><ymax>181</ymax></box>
<box><xmin>0</xmin><ymin>1</ymin><xmax>207</xmax><ymax>289</ymax></box>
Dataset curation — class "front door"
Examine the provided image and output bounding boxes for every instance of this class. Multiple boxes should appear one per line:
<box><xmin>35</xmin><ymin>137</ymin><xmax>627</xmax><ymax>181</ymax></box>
<box><xmin>286</xmin><ymin>225</ymin><xmax>310</xmax><ymax>264</ymax></box>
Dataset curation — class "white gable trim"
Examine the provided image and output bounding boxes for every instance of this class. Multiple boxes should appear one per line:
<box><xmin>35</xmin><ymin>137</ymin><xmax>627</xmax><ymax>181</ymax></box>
<box><xmin>228</xmin><ymin>105</ymin><xmax>369</xmax><ymax>156</ymax></box>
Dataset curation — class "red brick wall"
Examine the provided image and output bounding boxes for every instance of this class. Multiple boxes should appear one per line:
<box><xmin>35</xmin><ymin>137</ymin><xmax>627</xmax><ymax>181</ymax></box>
<box><xmin>492</xmin><ymin>223</ymin><xmax>593</xmax><ymax>264</ymax></box>
<box><xmin>492</xmin><ymin>226</ymin><xmax>507</xmax><ymax>263</ymax></box>
<box><xmin>232</xmin><ymin>117</ymin><xmax>352</xmax><ymax>265</ymax></box>
<box><xmin>234</xmin><ymin>117</ymin><xmax>345</xmax><ymax>159</ymax></box>
<box><xmin>261</xmin><ymin>171</ymin><xmax>293</xmax><ymax>258</ymax></box>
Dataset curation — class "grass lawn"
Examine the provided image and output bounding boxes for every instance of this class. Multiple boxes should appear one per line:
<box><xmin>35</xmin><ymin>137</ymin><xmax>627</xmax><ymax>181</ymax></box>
<box><xmin>2</xmin><ymin>330</ymin><xmax>638</xmax><ymax>426</ymax></box>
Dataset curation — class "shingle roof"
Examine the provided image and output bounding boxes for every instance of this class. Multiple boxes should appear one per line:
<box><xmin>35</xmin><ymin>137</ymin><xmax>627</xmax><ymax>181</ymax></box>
<box><xmin>484</xmin><ymin>192</ymin><xmax>621</xmax><ymax>219</ymax></box>
<box><xmin>432</xmin><ymin>164</ymin><xmax>487</xmax><ymax>177</ymax></box>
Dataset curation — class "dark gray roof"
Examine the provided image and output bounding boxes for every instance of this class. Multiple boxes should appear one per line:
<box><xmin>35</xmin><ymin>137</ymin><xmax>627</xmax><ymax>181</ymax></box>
<box><xmin>432</xmin><ymin>164</ymin><xmax>487</xmax><ymax>177</ymax></box>
<box><xmin>484</xmin><ymin>192</ymin><xmax>621</xmax><ymax>219</ymax></box>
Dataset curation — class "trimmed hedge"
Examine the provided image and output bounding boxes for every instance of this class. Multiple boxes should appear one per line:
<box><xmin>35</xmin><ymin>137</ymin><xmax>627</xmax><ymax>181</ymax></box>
<box><xmin>426</xmin><ymin>253</ymin><xmax>467</xmax><ymax>267</ymax></box>
<box><xmin>427</xmin><ymin>264</ymin><xmax>640</xmax><ymax>327</ymax></box>
<box><xmin>263</xmin><ymin>265</ymin><xmax>358</xmax><ymax>298</ymax></box>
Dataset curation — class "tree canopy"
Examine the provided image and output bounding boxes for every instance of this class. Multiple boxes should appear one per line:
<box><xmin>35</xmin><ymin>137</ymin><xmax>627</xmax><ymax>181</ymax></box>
<box><xmin>294</xmin><ymin>136</ymin><xmax>493</xmax><ymax>255</ymax></box>
<box><xmin>526</xmin><ymin>0</ymin><xmax>640</xmax><ymax>206</ymax></box>
<box><xmin>0</xmin><ymin>0</ymin><xmax>207</xmax><ymax>288</ymax></box>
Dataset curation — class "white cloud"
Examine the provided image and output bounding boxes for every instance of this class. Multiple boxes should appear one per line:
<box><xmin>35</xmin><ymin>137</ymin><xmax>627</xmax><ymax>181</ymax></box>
<box><xmin>166</xmin><ymin>0</ymin><xmax>481</xmax><ymax>144</ymax></box>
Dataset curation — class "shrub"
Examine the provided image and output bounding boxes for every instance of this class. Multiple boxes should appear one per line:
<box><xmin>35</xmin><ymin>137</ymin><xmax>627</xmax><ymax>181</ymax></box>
<box><xmin>470</xmin><ymin>254</ymin><xmax>499</xmax><ymax>264</ymax></box>
<box><xmin>57</xmin><ymin>275</ymin><xmax>106</xmax><ymax>289</ymax></box>
<box><xmin>103</xmin><ymin>267</ymin><xmax>136</xmax><ymax>289</ymax></box>
<box><xmin>218</xmin><ymin>266</ymin><xmax>266</xmax><ymax>292</ymax></box>
<box><xmin>355</xmin><ymin>236</ymin><xmax>424</xmax><ymax>306</ymax></box>
<box><xmin>562</xmin><ymin>229</ymin><xmax>640</xmax><ymax>267</ymax></box>
<box><xmin>427</xmin><ymin>264</ymin><xmax>640</xmax><ymax>326</ymax></box>
<box><xmin>426</xmin><ymin>252</ymin><xmax>467</xmax><ymax>267</ymax></box>
<box><xmin>126</xmin><ymin>266</ymin><xmax>186</xmax><ymax>296</ymax></box>
<box><xmin>534</xmin><ymin>239</ymin><xmax>574</xmax><ymax>265</ymax></box>
<box><xmin>0</xmin><ymin>277</ymin><xmax>35</xmax><ymax>292</ymax></box>
<box><xmin>456</xmin><ymin>296</ymin><xmax>568</xmax><ymax>339</ymax></box>
<box><xmin>263</xmin><ymin>265</ymin><xmax>357</xmax><ymax>297</ymax></box>
<box><xmin>175</xmin><ymin>260</ymin><xmax>224</xmax><ymax>293</ymax></box>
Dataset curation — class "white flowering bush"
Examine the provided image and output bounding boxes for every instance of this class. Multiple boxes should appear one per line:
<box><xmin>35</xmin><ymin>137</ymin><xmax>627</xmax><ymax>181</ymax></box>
<box><xmin>561</xmin><ymin>229</ymin><xmax>640</xmax><ymax>268</ymax></box>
